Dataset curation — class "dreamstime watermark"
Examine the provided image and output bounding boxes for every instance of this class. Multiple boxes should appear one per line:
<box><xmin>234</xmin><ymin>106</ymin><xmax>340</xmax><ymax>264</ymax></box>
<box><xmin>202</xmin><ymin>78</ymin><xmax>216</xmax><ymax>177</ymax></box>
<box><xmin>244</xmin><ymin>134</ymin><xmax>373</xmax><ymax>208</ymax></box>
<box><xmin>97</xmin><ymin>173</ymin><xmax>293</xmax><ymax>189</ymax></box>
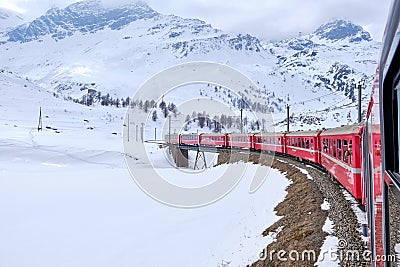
<box><xmin>123</xmin><ymin>62</ymin><xmax>275</xmax><ymax>208</ymax></box>
<box><xmin>259</xmin><ymin>239</ymin><xmax>397</xmax><ymax>263</ymax></box>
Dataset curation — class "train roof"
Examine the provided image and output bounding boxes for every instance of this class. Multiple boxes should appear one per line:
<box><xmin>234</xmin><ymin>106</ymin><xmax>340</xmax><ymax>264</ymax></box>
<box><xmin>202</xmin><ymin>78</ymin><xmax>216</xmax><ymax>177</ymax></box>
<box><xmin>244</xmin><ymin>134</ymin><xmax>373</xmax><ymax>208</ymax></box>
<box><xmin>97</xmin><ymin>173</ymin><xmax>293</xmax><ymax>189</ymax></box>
<box><xmin>285</xmin><ymin>129</ymin><xmax>322</xmax><ymax>137</ymax></box>
<box><xmin>200</xmin><ymin>133</ymin><xmax>226</xmax><ymax>136</ymax></box>
<box><xmin>320</xmin><ymin>124</ymin><xmax>363</xmax><ymax>136</ymax></box>
<box><xmin>227</xmin><ymin>133</ymin><xmax>257</xmax><ymax>136</ymax></box>
<box><xmin>254</xmin><ymin>132</ymin><xmax>284</xmax><ymax>137</ymax></box>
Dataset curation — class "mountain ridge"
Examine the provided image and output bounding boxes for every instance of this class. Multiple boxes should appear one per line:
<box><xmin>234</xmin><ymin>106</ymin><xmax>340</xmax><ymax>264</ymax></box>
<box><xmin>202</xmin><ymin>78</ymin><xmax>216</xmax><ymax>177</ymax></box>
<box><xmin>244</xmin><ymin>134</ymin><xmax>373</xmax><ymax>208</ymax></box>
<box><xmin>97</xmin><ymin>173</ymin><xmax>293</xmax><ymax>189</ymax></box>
<box><xmin>0</xmin><ymin>0</ymin><xmax>380</xmax><ymax>130</ymax></box>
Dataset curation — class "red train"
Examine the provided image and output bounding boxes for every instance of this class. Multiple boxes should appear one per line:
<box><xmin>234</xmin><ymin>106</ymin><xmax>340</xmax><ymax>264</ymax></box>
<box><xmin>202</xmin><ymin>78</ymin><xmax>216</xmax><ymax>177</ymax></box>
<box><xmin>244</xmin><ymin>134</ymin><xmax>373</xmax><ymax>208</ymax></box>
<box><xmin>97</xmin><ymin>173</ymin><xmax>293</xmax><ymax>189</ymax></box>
<box><xmin>166</xmin><ymin>126</ymin><xmax>364</xmax><ymax>203</ymax></box>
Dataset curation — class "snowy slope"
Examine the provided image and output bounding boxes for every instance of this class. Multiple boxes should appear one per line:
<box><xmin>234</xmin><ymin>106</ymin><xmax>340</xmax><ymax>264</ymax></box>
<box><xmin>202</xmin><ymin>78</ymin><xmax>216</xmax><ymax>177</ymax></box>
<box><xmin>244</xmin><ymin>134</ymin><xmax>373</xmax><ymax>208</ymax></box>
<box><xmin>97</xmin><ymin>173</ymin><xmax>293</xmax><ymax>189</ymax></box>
<box><xmin>0</xmin><ymin>70</ymin><xmax>290</xmax><ymax>267</ymax></box>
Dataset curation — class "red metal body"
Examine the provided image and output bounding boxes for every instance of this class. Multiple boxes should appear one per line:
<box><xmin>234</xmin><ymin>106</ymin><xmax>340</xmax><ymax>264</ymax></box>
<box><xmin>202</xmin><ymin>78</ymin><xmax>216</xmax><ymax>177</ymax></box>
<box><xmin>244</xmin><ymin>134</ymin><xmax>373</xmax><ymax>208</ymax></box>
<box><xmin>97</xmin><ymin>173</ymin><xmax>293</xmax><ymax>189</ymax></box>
<box><xmin>180</xmin><ymin>134</ymin><xmax>199</xmax><ymax>146</ymax></box>
<box><xmin>285</xmin><ymin>130</ymin><xmax>322</xmax><ymax>164</ymax></box>
<box><xmin>253</xmin><ymin>132</ymin><xmax>285</xmax><ymax>153</ymax></box>
<box><xmin>226</xmin><ymin>133</ymin><xmax>254</xmax><ymax>149</ymax></box>
<box><xmin>319</xmin><ymin>125</ymin><xmax>363</xmax><ymax>200</ymax></box>
<box><xmin>199</xmin><ymin>133</ymin><xmax>226</xmax><ymax>147</ymax></box>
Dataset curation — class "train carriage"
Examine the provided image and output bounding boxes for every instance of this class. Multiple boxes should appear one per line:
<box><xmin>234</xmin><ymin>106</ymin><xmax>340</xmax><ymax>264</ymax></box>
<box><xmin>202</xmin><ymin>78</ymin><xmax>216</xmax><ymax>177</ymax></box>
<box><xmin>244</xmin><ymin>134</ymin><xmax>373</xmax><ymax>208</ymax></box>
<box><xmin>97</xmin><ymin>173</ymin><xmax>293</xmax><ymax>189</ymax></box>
<box><xmin>253</xmin><ymin>132</ymin><xmax>285</xmax><ymax>153</ymax></box>
<box><xmin>285</xmin><ymin>130</ymin><xmax>322</xmax><ymax>164</ymax></box>
<box><xmin>199</xmin><ymin>133</ymin><xmax>226</xmax><ymax>147</ymax></box>
<box><xmin>164</xmin><ymin>133</ymin><xmax>180</xmax><ymax>144</ymax></box>
<box><xmin>180</xmin><ymin>133</ymin><xmax>199</xmax><ymax>146</ymax></box>
<box><xmin>226</xmin><ymin>133</ymin><xmax>254</xmax><ymax>149</ymax></box>
<box><xmin>319</xmin><ymin>124</ymin><xmax>363</xmax><ymax>200</ymax></box>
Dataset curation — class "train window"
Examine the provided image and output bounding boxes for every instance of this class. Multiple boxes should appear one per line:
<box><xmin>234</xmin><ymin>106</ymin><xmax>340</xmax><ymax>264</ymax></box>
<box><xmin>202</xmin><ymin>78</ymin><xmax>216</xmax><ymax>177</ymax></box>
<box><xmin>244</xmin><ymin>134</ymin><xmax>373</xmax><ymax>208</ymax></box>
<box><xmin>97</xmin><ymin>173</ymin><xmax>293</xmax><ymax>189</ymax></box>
<box><xmin>333</xmin><ymin>139</ymin><xmax>336</xmax><ymax>156</ymax></box>
<box><xmin>306</xmin><ymin>139</ymin><xmax>310</xmax><ymax>149</ymax></box>
<box><xmin>297</xmin><ymin>138</ymin><xmax>300</xmax><ymax>147</ymax></box>
<box><xmin>332</xmin><ymin>139</ymin><xmax>337</xmax><ymax>157</ymax></box>
<box><xmin>343</xmin><ymin>140</ymin><xmax>349</xmax><ymax>164</ymax></box>
<box><xmin>337</xmin><ymin>139</ymin><xmax>342</xmax><ymax>160</ymax></box>
<box><xmin>349</xmin><ymin>140</ymin><xmax>352</xmax><ymax>164</ymax></box>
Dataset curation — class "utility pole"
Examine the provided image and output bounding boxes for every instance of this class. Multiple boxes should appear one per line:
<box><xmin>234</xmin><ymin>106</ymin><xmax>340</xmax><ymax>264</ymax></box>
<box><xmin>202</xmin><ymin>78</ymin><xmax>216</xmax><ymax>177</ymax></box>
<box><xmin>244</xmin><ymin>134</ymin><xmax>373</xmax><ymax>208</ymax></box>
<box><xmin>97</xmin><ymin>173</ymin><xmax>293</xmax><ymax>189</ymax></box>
<box><xmin>358</xmin><ymin>81</ymin><xmax>362</xmax><ymax>123</ymax></box>
<box><xmin>168</xmin><ymin>115</ymin><xmax>171</xmax><ymax>143</ymax></box>
<box><xmin>136</xmin><ymin>125</ymin><xmax>138</xmax><ymax>142</ymax></box>
<box><xmin>286</xmin><ymin>94</ymin><xmax>290</xmax><ymax>132</ymax></box>
<box><xmin>154</xmin><ymin>127</ymin><xmax>157</xmax><ymax>140</ymax></box>
<box><xmin>141</xmin><ymin>122</ymin><xmax>144</xmax><ymax>142</ymax></box>
<box><xmin>127</xmin><ymin>114</ymin><xmax>130</xmax><ymax>142</ymax></box>
<box><xmin>38</xmin><ymin>107</ymin><xmax>42</xmax><ymax>132</ymax></box>
<box><xmin>240</xmin><ymin>108</ymin><xmax>243</xmax><ymax>133</ymax></box>
<box><xmin>286</xmin><ymin>104</ymin><xmax>290</xmax><ymax>132</ymax></box>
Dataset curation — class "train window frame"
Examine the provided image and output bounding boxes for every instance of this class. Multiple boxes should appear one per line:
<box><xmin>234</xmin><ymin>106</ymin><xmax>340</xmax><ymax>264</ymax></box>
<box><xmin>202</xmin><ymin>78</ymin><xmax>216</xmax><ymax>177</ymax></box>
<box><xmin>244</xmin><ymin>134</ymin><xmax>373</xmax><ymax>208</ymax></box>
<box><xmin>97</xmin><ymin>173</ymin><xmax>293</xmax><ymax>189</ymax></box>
<box><xmin>343</xmin><ymin>139</ymin><xmax>349</xmax><ymax>164</ymax></box>
<box><xmin>396</xmin><ymin>78</ymin><xmax>400</xmax><ymax>173</ymax></box>
<box><xmin>337</xmin><ymin>139</ymin><xmax>342</xmax><ymax>160</ymax></box>
<box><xmin>349</xmin><ymin>140</ymin><xmax>352</xmax><ymax>165</ymax></box>
<box><xmin>333</xmin><ymin>139</ymin><xmax>337</xmax><ymax>158</ymax></box>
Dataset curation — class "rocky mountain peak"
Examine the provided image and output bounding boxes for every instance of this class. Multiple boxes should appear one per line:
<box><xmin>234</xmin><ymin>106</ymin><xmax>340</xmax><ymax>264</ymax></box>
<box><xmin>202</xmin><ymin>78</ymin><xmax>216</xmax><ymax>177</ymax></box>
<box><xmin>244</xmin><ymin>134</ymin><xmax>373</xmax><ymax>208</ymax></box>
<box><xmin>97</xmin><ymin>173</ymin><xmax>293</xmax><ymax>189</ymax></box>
<box><xmin>5</xmin><ymin>0</ymin><xmax>159</xmax><ymax>43</ymax></box>
<box><xmin>314</xmin><ymin>19</ymin><xmax>372</xmax><ymax>43</ymax></box>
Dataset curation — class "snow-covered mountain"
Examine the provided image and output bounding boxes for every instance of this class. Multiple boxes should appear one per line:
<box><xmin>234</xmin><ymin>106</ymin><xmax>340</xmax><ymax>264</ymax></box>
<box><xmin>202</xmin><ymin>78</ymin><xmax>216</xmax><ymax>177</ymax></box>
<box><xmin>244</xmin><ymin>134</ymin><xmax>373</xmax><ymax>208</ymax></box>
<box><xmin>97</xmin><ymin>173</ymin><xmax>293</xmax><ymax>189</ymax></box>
<box><xmin>5</xmin><ymin>1</ymin><xmax>158</xmax><ymax>42</ymax></box>
<box><xmin>0</xmin><ymin>8</ymin><xmax>24</xmax><ymax>33</ymax></box>
<box><xmin>0</xmin><ymin>0</ymin><xmax>380</xmax><ymax>131</ymax></box>
<box><xmin>265</xmin><ymin>18</ymin><xmax>379</xmax><ymax>128</ymax></box>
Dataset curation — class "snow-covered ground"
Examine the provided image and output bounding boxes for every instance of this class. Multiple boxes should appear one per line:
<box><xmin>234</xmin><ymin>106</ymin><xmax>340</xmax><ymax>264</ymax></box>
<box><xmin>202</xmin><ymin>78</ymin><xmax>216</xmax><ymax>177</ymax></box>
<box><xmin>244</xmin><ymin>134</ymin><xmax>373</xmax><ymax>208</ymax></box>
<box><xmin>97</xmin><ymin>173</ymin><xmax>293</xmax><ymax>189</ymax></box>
<box><xmin>0</xmin><ymin>71</ymin><xmax>290</xmax><ymax>266</ymax></box>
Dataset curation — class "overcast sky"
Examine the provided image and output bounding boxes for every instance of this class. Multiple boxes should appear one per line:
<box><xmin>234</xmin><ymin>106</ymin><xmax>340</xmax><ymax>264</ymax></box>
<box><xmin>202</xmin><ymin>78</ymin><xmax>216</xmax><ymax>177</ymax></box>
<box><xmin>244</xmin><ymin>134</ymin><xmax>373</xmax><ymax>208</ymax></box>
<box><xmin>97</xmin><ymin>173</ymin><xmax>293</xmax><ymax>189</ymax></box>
<box><xmin>0</xmin><ymin>0</ymin><xmax>392</xmax><ymax>41</ymax></box>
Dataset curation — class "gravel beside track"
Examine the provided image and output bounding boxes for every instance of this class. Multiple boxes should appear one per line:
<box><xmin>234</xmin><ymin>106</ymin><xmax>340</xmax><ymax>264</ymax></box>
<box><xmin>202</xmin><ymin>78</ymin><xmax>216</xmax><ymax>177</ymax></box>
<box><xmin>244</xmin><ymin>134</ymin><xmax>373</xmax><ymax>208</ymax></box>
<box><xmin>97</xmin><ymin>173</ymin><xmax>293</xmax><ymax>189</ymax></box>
<box><xmin>217</xmin><ymin>151</ymin><xmax>368</xmax><ymax>266</ymax></box>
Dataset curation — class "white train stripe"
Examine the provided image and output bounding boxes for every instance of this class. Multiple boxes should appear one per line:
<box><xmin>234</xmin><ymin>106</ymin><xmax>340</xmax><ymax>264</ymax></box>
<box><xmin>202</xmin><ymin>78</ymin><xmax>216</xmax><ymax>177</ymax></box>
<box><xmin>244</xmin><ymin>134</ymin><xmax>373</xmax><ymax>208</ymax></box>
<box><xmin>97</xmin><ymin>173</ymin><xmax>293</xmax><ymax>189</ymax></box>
<box><xmin>321</xmin><ymin>152</ymin><xmax>361</xmax><ymax>174</ymax></box>
<box><xmin>286</xmin><ymin>145</ymin><xmax>319</xmax><ymax>154</ymax></box>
